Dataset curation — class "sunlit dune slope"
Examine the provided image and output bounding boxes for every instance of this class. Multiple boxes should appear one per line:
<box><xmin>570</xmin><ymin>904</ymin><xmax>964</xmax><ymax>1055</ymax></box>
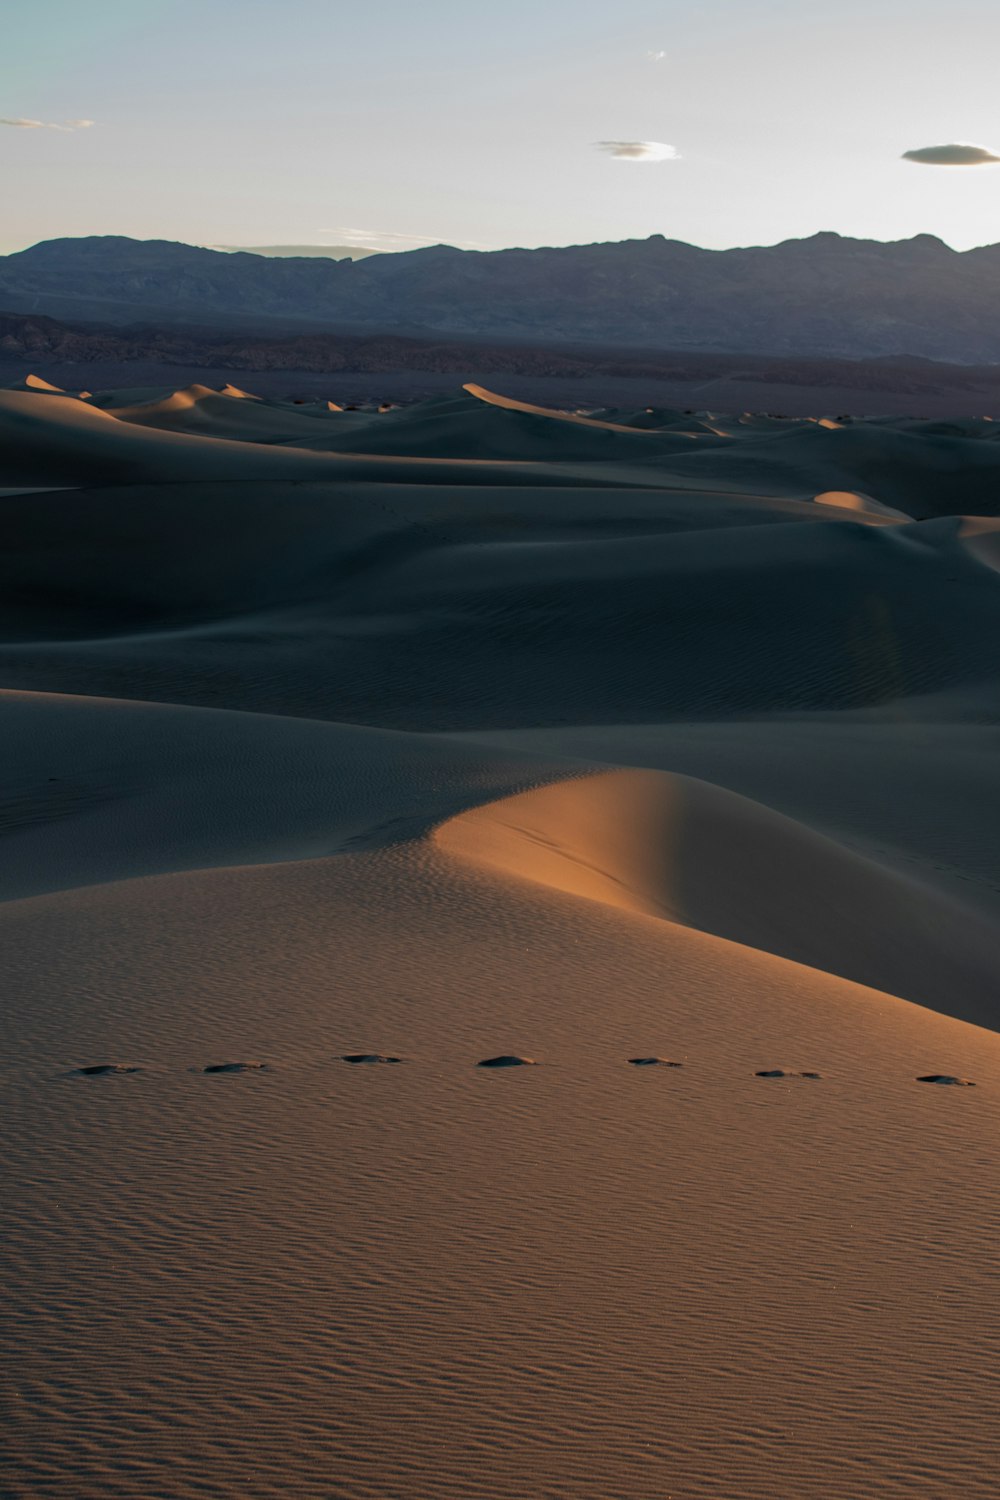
<box><xmin>435</xmin><ymin>768</ymin><xmax>1000</xmax><ymax>1027</ymax></box>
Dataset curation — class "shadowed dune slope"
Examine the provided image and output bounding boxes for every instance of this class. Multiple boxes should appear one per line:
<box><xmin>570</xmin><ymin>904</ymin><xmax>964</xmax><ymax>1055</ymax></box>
<box><xmin>0</xmin><ymin>468</ymin><xmax>996</xmax><ymax>724</ymax></box>
<box><xmin>631</xmin><ymin>421</ymin><xmax>1000</xmax><ymax>518</ymax></box>
<box><xmin>0</xmin><ymin>688</ymin><xmax>562</xmax><ymax>904</ymax></box>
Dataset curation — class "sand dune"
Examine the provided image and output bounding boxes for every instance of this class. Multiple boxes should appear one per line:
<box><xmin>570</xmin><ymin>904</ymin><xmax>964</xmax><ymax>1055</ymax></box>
<box><xmin>4</xmin><ymin>380</ymin><xmax>1000</xmax><ymax>1498</ymax></box>
<box><xmin>0</xmin><ymin>387</ymin><xmax>677</xmax><ymax>489</ymax></box>
<box><xmin>112</xmin><ymin>381</ymin><xmax>342</xmax><ymax>440</ymax></box>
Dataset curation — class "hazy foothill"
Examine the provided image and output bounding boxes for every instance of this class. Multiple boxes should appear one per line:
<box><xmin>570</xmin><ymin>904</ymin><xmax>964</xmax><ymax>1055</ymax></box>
<box><xmin>4</xmin><ymin>3</ymin><xmax>1000</xmax><ymax>1498</ymax></box>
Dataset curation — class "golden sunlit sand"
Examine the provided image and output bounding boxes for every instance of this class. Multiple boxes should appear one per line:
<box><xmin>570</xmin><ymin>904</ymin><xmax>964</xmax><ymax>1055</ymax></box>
<box><xmin>4</xmin><ymin>379</ymin><xmax>1000</xmax><ymax>1498</ymax></box>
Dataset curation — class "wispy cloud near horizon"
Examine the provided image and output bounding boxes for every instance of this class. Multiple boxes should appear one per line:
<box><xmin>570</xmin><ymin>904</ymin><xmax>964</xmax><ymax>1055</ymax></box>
<box><xmin>902</xmin><ymin>142</ymin><xmax>1000</xmax><ymax>166</ymax></box>
<box><xmin>595</xmin><ymin>140</ymin><xmax>679</xmax><ymax>162</ymax></box>
<box><xmin>1</xmin><ymin>117</ymin><xmax>94</xmax><ymax>132</ymax></box>
<box><xmin>319</xmin><ymin>227</ymin><xmax>493</xmax><ymax>252</ymax></box>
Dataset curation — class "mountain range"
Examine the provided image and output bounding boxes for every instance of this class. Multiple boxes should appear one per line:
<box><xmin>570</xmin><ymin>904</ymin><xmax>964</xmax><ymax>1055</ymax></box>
<box><xmin>3</xmin><ymin>232</ymin><xmax>1000</xmax><ymax>361</ymax></box>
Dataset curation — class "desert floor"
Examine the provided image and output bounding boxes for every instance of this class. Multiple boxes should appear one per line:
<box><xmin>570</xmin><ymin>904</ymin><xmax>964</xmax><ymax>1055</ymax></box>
<box><xmin>3</xmin><ymin>378</ymin><xmax>1000</xmax><ymax>1498</ymax></box>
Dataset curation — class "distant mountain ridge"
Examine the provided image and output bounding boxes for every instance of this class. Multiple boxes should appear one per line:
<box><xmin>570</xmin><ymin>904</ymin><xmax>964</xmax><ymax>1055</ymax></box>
<box><xmin>4</xmin><ymin>232</ymin><xmax>1000</xmax><ymax>361</ymax></box>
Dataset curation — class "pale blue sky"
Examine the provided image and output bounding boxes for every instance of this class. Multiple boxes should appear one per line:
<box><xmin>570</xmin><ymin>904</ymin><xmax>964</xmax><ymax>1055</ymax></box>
<box><xmin>2</xmin><ymin>0</ymin><xmax>1000</xmax><ymax>256</ymax></box>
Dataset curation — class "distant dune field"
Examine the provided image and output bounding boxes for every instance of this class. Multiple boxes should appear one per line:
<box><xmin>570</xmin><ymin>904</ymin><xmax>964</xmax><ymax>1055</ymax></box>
<box><xmin>4</xmin><ymin>377</ymin><xmax>1000</xmax><ymax>1499</ymax></box>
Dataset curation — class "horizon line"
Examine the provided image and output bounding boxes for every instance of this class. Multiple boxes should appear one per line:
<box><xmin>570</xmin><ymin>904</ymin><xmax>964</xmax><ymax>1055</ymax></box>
<box><xmin>2</xmin><ymin>228</ymin><xmax>995</xmax><ymax>259</ymax></box>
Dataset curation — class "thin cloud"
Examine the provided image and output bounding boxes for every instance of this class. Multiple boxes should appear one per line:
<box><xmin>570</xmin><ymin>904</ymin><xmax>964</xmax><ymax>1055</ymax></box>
<box><xmin>320</xmin><ymin>226</ymin><xmax>492</xmax><ymax>251</ymax></box>
<box><xmin>0</xmin><ymin>117</ymin><xmax>94</xmax><ymax>132</ymax></box>
<box><xmin>595</xmin><ymin>140</ymin><xmax>679</xmax><ymax>161</ymax></box>
<box><xmin>902</xmin><ymin>142</ymin><xmax>1000</xmax><ymax>166</ymax></box>
<box><xmin>646</xmin><ymin>50</ymin><xmax>666</xmax><ymax>61</ymax></box>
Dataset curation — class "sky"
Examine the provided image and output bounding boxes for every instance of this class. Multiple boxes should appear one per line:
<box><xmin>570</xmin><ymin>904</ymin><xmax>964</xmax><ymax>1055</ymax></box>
<box><xmin>2</xmin><ymin>0</ymin><xmax>1000</xmax><ymax>257</ymax></box>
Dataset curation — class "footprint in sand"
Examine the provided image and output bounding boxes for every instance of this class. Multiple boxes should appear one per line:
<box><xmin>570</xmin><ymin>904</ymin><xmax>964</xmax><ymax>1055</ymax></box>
<box><xmin>628</xmin><ymin>1057</ymin><xmax>683</xmax><ymax>1068</ymax></box>
<box><xmin>476</xmin><ymin>1055</ymin><xmax>537</xmax><ymax>1068</ymax></box>
<box><xmin>202</xmin><ymin>1062</ymin><xmax>269</xmax><ymax>1074</ymax></box>
<box><xmin>339</xmin><ymin>1053</ymin><xmax>403</xmax><ymax>1065</ymax></box>
<box><xmin>755</xmin><ymin>1070</ymin><xmax>822</xmax><ymax>1079</ymax></box>
<box><xmin>917</xmin><ymin>1074</ymin><xmax>975</xmax><ymax>1086</ymax></box>
<box><xmin>71</xmin><ymin>1063</ymin><xmax>141</xmax><ymax>1077</ymax></box>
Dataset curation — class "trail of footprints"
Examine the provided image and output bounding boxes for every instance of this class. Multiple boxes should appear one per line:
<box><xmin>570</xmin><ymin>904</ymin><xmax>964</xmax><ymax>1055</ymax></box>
<box><xmin>64</xmin><ymin>1057</ymin><xmax>978</xmax><ymax>1085</ymax></box>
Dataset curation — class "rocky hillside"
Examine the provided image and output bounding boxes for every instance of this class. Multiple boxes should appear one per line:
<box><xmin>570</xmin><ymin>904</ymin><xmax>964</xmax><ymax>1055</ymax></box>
<box><xmin>6</xmin><ymin>310</ymin><xmax>1000</xmax><ymax>402</ymax></box>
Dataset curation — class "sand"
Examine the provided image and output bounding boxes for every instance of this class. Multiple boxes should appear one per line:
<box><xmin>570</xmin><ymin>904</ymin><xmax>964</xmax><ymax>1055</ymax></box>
<box><xmin>3</xmin><ymin>381</ymin><xmax>1000</xmax><ymax>1498</ymax></box>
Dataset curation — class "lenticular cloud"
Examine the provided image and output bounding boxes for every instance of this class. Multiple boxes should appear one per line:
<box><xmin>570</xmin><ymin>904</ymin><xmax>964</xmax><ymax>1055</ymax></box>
<box><xmin>0</xmin><ymin>117</ymin><xmax>95</xmax><ymax>132</ymax></box>
<box><xmin>595</xmin><ymin>140</ymin><xmax>679</xmax><ymax>162</ymax></box>
<box><xmin>902</xmin><ymin>142</ymin><xmax>1000</xmax><ymax>166</ymax></box>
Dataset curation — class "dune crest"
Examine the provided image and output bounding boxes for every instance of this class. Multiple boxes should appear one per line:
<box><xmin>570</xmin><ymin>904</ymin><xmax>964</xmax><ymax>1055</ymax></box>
<box><xmin>12</xmin><ymin>373</ymin><xmax>66</xmax><ymax>393</ymax></box>
<box><xmin>463</xmin><ymin>381</ymin><xmax>670</xmax><ymax>435</ymax></box>
<box><xmin>218</xmin><ymin>382</ymin><xmax>260</xmax><ymax>400</ymax></box>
